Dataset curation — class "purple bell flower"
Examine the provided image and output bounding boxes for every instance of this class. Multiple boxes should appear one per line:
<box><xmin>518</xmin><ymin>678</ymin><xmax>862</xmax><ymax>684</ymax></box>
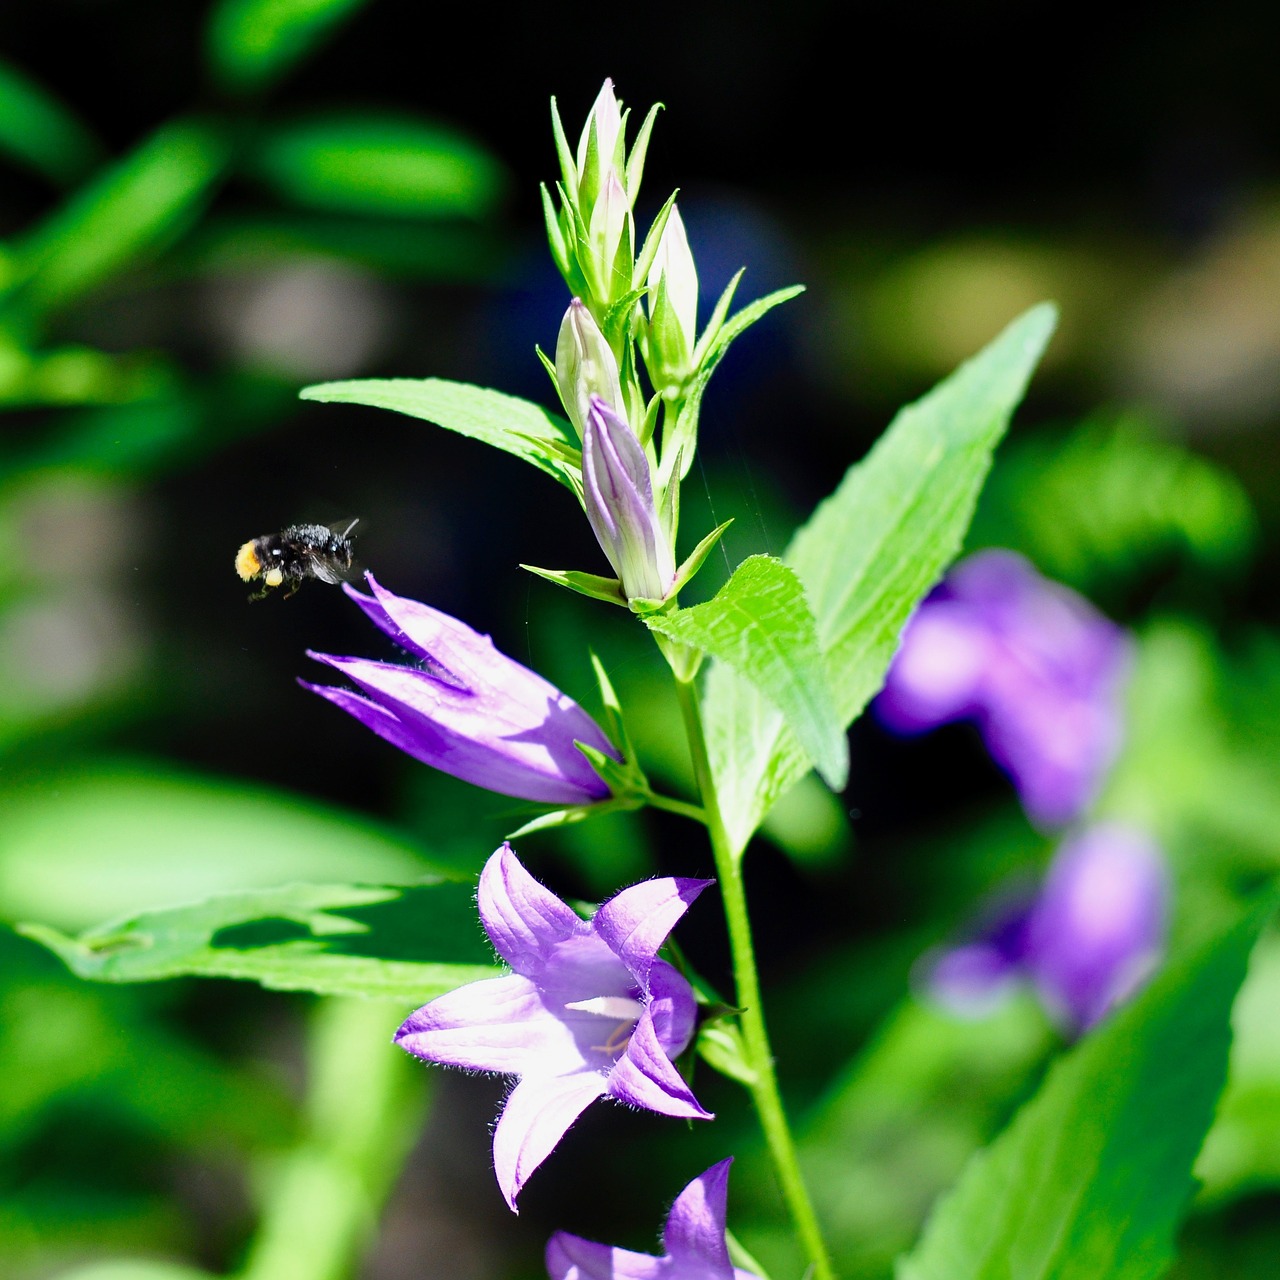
<box><xmin>395</xmin><ymin>844</ymin><xmax>712</xmax><ymax>1211</ymax></box>
<box><xmin>922</xmin><ymin>822</ymin><xmax>1169</xmax><ymax>1034</ymax></box>
<box><xmin>546</xmin><ymin>1158</ymin><xmax>759</xmax><ymax>1280</ymax></box>
<box><xmin>303</xmin><ymin>574</ymin><xmax>618</xmax><ymax>806</ymax></box>
<box><xmin>877</xmin><ymin>549</ymin><xmax>1131</xmax><ymax>828</ymax></box>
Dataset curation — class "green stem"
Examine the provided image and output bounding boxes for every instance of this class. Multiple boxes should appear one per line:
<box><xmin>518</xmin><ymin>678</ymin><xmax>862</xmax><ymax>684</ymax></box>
<box><xmin>673</xmin><ymin>676</ymin><xmax>836</xmax><ymax>1280</ymax></box>
<box><xmin>644</xmin><ymin>789</ymin><xmax>707</xmax><ymax>824</ymax></box>
<box><xmin>236</xmin><ymin>998</ymin><xmax>427</xmax><ymax>1280</ymax></box>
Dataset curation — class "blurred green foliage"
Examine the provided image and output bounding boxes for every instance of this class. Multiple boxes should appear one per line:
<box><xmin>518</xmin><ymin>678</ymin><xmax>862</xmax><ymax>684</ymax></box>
<box><xmin>0</xmin><ymin>1</ymin><xmax>1276</xmax><ymax>1277</ymax></box>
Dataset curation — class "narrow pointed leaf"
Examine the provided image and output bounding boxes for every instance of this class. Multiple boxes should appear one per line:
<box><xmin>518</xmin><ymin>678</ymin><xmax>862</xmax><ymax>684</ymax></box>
<box><xmin>300</xmin><ymin>378</ymin><xmax>578</xmax><ymax>489</ymax></box>
<box><xmin>19</xmin><ymin>880</ymin><xmax>499</xmax><ymax>1002</ymax></box>
<box><xmin>704</xmin><ymin>303</ymin><xmax>1058</xmax><ymax>856</ymax></box>
<box><xmin>521</xmin><ymin>563</ymin><xmax>627</xmax><ymax>607</ymax></box>
<box><xmin>669</xmin><ymin>518</ymin><xmax>734</xmax><ymax>599</ymax></box>
<box><xmin>648</xmin><ymin>555</ymin><xmax>848</xmax><ymax>790</ymax></box>
<box><xmin>897</xmin><ymin>896</ymin><xmax>1276</xmax><ymax>1280</ymax></box>
<box><xmin>0</xmin><ymin>56</ymin><xmax>102</xmax><ymax>184</ymax></box>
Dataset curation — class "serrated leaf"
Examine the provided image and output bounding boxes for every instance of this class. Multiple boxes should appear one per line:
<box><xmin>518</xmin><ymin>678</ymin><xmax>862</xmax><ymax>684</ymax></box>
<box><xmin>248</xmin><ymin>113</ymin><xmax>506</xmax><ymax>219</ymax></box>
<box><xmin>13</xmin><ymin>119</ymin><xmax>231</xmax><ymax>316</ymax></box>
<box><xmin>648</xmin><ymin>555</ymin><xmax>847</xmax><ymax>791</ymax></box>
<box><xmin>704</xmin><ymin>303</ymin><xmax>1058</xmax><ymax>856</ymax></box>
<box><xmin>897</xmin><ymin>898</ymin><xmax>1276</xmax><ymax>1280</ymax></box>
<box><xmin>20</xmin><ymin>881</ymin><xmax>499</xmax><ymax>1003</ymax></box>
<box><xmin>299</xmin><ymin>377</ymin><xmax>579</xmax><ymax>489</ymax></box>
<box><xmin>207</xmin><ymin>0</ymin><xmax>369</xmax><ymax>94</ymax></box>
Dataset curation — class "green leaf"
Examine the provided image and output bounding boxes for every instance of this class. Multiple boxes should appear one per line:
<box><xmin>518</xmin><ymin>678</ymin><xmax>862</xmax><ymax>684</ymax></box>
<box><xmin>0</xmin><ymin>56</ymin><xmax>102</xmax><ymax>185</ymax></box>
<box><xmin>896</xmin><ymin>898</ymin><xmax>1276</xmax><ymax>1280</ymax></box>
<box><xmin>207</xmin><ymin>0</ymin><xmax>369</xmax><ymax>93</ymax></box>
<box><xmin>704</xmin><ymin>302</ymin><xmax>1058</xmax><ymax>856</ymax></box>
<box><xmin>13</xmin><ymin>119</ymin><xmax>231</xmax><ymax>317</ymax></box>
<box><xmin>648</xmin><ymin>555</ymin><xmax>848</xmax><ymax>791</ymax></box>
<box><xmin>45</xmin><ymin>1263</ymin><xmax>215</xmax><ymax>1280</ymax></box>
<box><xmin>0</xmin><ymin>758</ymin><xmax>432</xmax><ymax>931</ymax></box>
<box><xmin>248</xmin><ymin>113</ymin><xmax>506</xmax><ymax>219</ymax></box>
<box><xmin>299</xmin><ymin>377</ymin><xmax>579</xmax><ymax>490</ymax></box>
<box><xmin>20</xmin><ymin>880</ymin><xmax>499</xmax><ymax>1003</ymax></box>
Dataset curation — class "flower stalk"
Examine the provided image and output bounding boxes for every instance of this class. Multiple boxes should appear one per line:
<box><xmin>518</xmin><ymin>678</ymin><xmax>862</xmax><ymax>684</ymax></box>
<box><xmin>673</xmin><ymin>673</ymin><xmax>836</xmax><ymax>1280</ymax></box>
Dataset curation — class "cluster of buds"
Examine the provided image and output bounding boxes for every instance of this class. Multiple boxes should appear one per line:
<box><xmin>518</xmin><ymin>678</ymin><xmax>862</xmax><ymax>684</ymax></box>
<box><xmin>541</xmin><ymin>81</ymin><xmax>777</xmax><ymax>614</ymax></box>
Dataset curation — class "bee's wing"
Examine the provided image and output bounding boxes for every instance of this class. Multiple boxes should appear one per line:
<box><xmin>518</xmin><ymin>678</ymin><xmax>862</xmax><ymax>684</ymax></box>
<box><xmin>307</xmin><ymin>553</ymin><xmax>349</xmax><ymax>585</ymax></box>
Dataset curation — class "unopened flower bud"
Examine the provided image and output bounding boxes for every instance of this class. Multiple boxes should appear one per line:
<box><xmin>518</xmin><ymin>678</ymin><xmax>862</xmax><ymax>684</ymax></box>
<box><xmin>556</xmin><ymin>299</ymin><xmax>624</xmax><ymax>440</ymax></box>
<box><xmin>575</xmin><ymin>79</ymin><xmax>624</xmax><ymax>209</ymax></box>
<box><xmin>645</xmin><ymin>204</ymin><xmax>698</xmax><ymax>390</ymax></box>
<box><xmin>582</xmin><ymin>396</ymin><xmax>675</xmax><ymax>602</ymax></box>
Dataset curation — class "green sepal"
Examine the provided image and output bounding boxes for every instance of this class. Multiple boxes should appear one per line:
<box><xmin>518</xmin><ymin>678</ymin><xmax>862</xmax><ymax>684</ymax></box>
<box><xmin>664</xmin><ymin>283</ymin><xmax>805</xmax><ymax>486</ymax></box>
<box><xmin>503</xmin><ymin>795</ymin><xmax>635</xmax><ymax>840</ymax></box>
<box><xmin>600</xmin><ymin>285</ymin><xmax>647</xmax><ymax>354</ymax></box>
<box><xmin>540</xmin><ymin>181</ymin><xmax>571</xmax><ymax>280</ymax></box>
<box><xmin>696</xmin><ymin>1013</ymin><xmax>758</xmax><ymax>1087</ymax></box>
<box><xmin>632</xmin><ymin>188</ymin><xmax>679</xmax><ymax>293</ymax></box>
<box><xmin>548</xmin><ymin>96</ymin><xmax>578</xmax><ymax>205</ymax></box>
<box><xmin>692</xmin><ymin>267</ymin><xmax>745</xmax><ymax>366</ymax></box>
<box><xmin>669</xmin><ymin>518</ymin><xmax>733</xmax><ymax>598</ymax></box>
<box><xmin>589</xmin><ymin>650</ymin><xmax>638</xmax><ymax>763</ymax></box>
<box><xmin>625</xmin><ymin>101</ymin><xmax>663</xmax><ymax>201</ymax></box>
<box><xmin>519</xmin><ymin>563</ymin><xmax>627</xmax><ymax>607</ymax></box>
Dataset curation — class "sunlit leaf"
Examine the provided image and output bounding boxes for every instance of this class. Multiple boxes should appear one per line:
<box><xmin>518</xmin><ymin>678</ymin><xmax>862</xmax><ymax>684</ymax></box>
<box><xmin>207</xmin><ymin>0</ymin><xmax>369</xmax><ymax>93</ymax></box>
<box><xmin>0</xmin><ymin>759</ymin><xmax>432</xmax><ymax>930</ymax></box>
<box><xmin>21</xmin><ymin>880</ymin><xmax>499</xmax><ymax>1002</ymax></box>
<box><xmin>300</xmin><ymin>377</ymin><xmax>579</xmax><ymax>489</ymax></box>
<box><xmin>647</xmin><ymin>555</ymin><xmax>848</xmax><ymax>790</ymax></box>
<box><xmin>897</xmin><ymin>899</ymin><xmax>1273</xmax><ymax>1280</ymax></box>
<box><xmin>248</xmin><ymin>114</ymin><xmax>506</xmax><ymax>219</ymax></box>
<box><xmin>703</xmin><ymin>303</ymin><xmax>1058</xmax><ymax>857</ymax></box>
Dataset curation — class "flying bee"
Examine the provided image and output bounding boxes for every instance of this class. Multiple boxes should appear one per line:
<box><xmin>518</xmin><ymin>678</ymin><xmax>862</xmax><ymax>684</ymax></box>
<box><xmin>235</xmin><ymin>519</ymin><xmax>359</xmax><ymax>601</ymax></box>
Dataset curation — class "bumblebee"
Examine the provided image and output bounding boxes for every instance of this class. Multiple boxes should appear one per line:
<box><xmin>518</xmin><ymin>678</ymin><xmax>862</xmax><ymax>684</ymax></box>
<box><xmin>236</xmin><ymin>520</ymin><xmax>358</xmax><ymax>600</ymax></box>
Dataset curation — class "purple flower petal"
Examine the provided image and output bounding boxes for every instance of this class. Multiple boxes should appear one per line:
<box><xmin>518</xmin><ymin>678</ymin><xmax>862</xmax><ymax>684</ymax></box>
<box><xmin>397</xmin><ymin>845</ymin><xmax>710</xmax><ymax>1210</ymax></box>
<box><xmin>663</xmin><ymin>1158</ymin><xmax>735</xmax><ymax>1271</ymax></box>
<box><xmin>493</xmin><ymin>1071</ymin><xmax>607</xmax><ymax>1212</ymax></box>
<box><xmin>608</xmin><ymin>1001</ymin><xmax>710</xmax><ymax>1119</ymax></box>
<box><xmin>546</xmin><ymin>1235</ymin><xmax>664</xmax><ymax>1280</ymax></box>
<box><xmin>305</xmin><ymin>577</ymin><xmax>619</xmax><ymax>806</ymax></box>
<box><xmin>593</xmin><ymin>876</ymin><xmax>713</xmax><ymax>982</ymax></box>
<box><xmin>545</xmin><ymin>1159</ymin><xmax>758</xmax><ymax>1280</ymax></box>
<box><xmin>479</xmin><ymin>843</ymin><xmax>588</xmax><ymax>973</ymax></box>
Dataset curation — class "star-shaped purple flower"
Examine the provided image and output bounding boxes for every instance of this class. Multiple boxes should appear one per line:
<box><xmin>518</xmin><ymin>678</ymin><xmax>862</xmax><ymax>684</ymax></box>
<box><xmin>546</xmin><ymin>1158</ymin><xmax>759</xmax><ymax>1280</ymax></box>
<box><xmin>395</xmin><ymin>843</ymin><xmax>713</xmax><ymax>1210</ymax></box>
<box><xmin>302</xmin><ymin>573</ymin><xmax>618</xmax><ymax>806</ymax></box>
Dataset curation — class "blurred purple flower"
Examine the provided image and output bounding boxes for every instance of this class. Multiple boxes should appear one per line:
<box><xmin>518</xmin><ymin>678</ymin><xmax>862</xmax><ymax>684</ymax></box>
<box><xmin>396</xmin><ymin>844</ymin><xmax>712</xmax><ymax>1211</ymax></box>
<box><xmin>922</xmin><ymin>822</ymin><xmax>1170</xmax><ymax>1034</ymax></box>
<box><xmin>546</xmin><ymin>1158</ymin><xmax>759</xmax><ymax>1280</ymax></box>
<box><xmin>877</xmin><ymin>549</ymin><xmax>1131</xmax><ymax>828</ymax></box>
<box><xmin>302</xmin><ymin>574</ymin><xmax>618</xmax><ymax>806</ymax></box>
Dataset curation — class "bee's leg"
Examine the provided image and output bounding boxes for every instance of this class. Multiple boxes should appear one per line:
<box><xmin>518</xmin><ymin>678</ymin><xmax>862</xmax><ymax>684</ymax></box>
<box><xmin>247</xmin><ymin>583</ymin><xmax>271</xmax><ymax>602</ymax></box>
<box><xmin>281</xmin><ymin>580</ymin><xmax>302</xmax><ymax>600</ymax></box>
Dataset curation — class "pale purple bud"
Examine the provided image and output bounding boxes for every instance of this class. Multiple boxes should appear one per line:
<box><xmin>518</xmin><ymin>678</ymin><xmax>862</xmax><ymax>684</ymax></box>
<box><xmin>645</xmin><ymin>204</ymin><xmax>699</xmax><ymax>386</ymax></box>
<box><xmin>585</xmin><ymin>171</ymin><xmax>634</xmax><ymax>305</ymax></box>
<box><xmin>555</xmin><ymin>299</ymin><xmax>624</xmax><ymax>441</ymax></box>
<box><xmin>582</xmin><ymin>395</ymin><xmax>675</xmax><ymax>601</ymax></box>
<box><xmin>575</xmin><ymin>79</ymin><xmax>624</xmax><ymax>198</ymax></box>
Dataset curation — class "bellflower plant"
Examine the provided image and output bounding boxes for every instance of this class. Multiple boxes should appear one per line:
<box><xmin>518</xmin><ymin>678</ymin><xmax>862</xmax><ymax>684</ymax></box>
<box><xmin>302</xmin><ymin>574</ymin><xmax>618</xmax><ymax>806</ymax></box>
<box><xmin>546</xmin><ymin>1159</ymin><xmax>759</xmax><ymax>1280</ymax></box>
<box><xmin>877</xmin><ymin>548</ymin><xmax>1131</xmax><ymax>828</ymax></box>
<box><xmin>395</xmin><ymin>843</ymin><xmax>712</xmax><ymax>1210</ymax></box>
<box><xmin>924</xmin><ymin>821</ymin><xmax>1170</xmax><ymax>1034</ymax></box>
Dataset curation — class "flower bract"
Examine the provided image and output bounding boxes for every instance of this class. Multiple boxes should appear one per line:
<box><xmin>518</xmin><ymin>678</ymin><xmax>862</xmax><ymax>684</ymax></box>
<box><xmin>302</xmin><ymin>574</ymin><xmax>617</xmax><ymax>806</ymax></box>
<box><xmin>395</xmin><ymin>844</ymin><xmax>712</xmax><ymax>1210</ymax></box>
<box><xmin>545</xmin><ymin>1158</ymin><xmax>759</xmax><ymax>1280</ymax></box>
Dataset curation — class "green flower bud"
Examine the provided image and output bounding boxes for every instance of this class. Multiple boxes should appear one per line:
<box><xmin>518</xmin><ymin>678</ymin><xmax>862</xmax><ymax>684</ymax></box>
<box><xmin>644</xmin><ymin>204</ymin><xmax>699</xmax><ymax>392</ymax></box>
<box><xmin>556</xmin><ymin>299</ymin><xmax>624</xmax><ymax>440</ymax></box>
